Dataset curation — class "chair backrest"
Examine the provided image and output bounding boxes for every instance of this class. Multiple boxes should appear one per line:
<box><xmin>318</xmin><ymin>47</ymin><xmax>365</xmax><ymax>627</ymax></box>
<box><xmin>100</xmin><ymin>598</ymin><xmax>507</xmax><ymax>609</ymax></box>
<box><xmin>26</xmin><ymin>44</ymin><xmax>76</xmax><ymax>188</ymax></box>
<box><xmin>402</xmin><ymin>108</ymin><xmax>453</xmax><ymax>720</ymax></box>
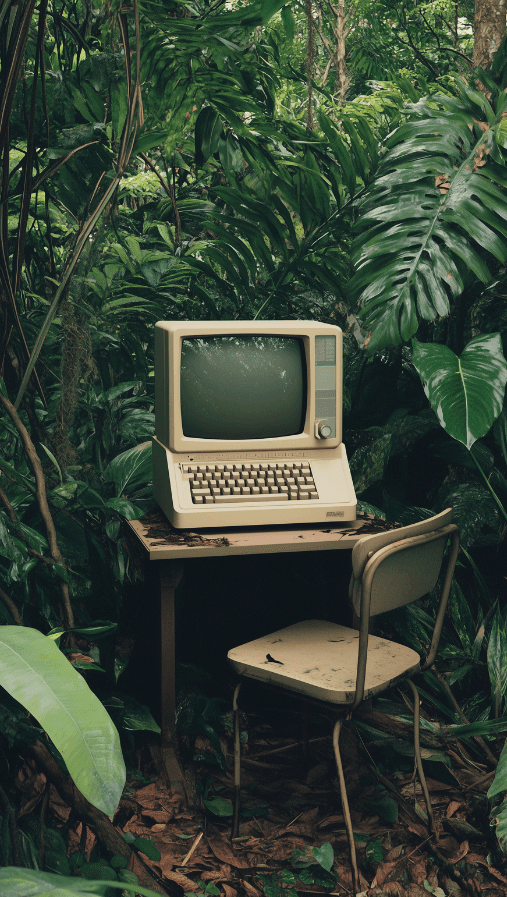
<box><xmin>349</xmin><ymin>508</ymin><xmax>453</xmax><ymax>617</ymax></box>
<box><xmin>350</xmin><ymin>509</ymin><xmax>459</xmax><ymax>710</ymax></box>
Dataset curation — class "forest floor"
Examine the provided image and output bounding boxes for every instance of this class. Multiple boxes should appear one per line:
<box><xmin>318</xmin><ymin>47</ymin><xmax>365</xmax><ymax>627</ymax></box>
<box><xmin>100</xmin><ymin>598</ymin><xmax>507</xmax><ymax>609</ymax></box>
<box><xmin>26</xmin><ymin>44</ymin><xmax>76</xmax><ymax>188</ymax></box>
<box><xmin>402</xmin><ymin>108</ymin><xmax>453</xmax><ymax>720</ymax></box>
<box><xmin>21</xmin><ymin>685</ymin><xmax>507</xmax><ymax>897</ymax></box>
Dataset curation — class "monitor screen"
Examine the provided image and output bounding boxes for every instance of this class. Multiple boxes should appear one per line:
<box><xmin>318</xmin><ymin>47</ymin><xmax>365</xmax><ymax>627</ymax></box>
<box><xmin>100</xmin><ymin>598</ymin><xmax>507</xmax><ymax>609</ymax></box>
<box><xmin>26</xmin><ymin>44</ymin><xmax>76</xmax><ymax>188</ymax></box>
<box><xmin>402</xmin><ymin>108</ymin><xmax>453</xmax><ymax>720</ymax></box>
<box><xmin>180</xmin><ymin>335</ymin><xmax>306</xmax><ymax>440</ymax></box>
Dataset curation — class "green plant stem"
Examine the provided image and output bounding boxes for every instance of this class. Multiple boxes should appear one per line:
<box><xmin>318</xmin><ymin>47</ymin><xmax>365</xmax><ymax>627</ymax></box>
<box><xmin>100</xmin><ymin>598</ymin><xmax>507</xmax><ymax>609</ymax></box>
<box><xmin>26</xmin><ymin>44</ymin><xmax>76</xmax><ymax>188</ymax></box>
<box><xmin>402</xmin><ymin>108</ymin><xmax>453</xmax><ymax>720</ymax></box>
<box><xmin>431</xmin><ymin>665</ymin><xmax>498</xmax><ymax>768</ymax></box>
<box><xmin>471</xmin><ymin>451</ymin><xmax>507</xmax><ymax>524</ymax></box>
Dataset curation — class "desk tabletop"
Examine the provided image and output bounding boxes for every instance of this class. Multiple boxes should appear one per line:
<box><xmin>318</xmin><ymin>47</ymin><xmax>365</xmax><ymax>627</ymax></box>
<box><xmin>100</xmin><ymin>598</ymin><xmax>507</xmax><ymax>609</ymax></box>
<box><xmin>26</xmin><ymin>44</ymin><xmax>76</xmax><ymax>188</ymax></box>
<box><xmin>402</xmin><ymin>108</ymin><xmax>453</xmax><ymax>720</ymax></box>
<box><xmin>127</xmin><ymin>511</ymin><xmax>400</xmax><ymax>560</ymax></box>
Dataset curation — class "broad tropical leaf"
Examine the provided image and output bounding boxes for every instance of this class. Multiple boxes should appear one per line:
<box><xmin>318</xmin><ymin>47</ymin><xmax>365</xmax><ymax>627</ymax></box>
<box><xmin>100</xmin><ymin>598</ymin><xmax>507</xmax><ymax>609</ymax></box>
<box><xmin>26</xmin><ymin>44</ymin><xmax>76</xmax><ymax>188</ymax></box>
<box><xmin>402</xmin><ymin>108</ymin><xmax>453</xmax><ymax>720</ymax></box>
<box><xmin>412</xmin><ymin>334</ymin><xmax>507</xmax><ymax>449</ymax></box>
<box><xmin>0</xmin><ymin>627</ymin><xmax>125</xmax><ymax>816</ymax></box>
<box><xmin>103</xmin><ymin>442</ymin><xmax>152</xmax><ymax>496</ymax></box>
<box><xmin>0</xmin><ymin>867</ymin><xmax>162</xmax><ymax>897</ymax></box>
<box><xmin>349</xmin><ymin>434</ymin><xmax>391</xmax><ymax>494</ymax></box>
<box><xmin>350</xmin><ymin>81</ymin><xmax>507</xmax><ymax>351</ymax></box>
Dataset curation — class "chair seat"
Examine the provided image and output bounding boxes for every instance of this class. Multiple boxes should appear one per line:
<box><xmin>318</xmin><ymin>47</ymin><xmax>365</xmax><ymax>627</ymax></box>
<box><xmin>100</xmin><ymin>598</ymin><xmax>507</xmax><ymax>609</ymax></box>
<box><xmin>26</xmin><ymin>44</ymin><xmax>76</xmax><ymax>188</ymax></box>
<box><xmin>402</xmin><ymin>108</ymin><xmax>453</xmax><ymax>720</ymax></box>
<box><xmin>228</xmin><ymin>620</ymin><xmax>421</xmax><ymax>704</ymax></box>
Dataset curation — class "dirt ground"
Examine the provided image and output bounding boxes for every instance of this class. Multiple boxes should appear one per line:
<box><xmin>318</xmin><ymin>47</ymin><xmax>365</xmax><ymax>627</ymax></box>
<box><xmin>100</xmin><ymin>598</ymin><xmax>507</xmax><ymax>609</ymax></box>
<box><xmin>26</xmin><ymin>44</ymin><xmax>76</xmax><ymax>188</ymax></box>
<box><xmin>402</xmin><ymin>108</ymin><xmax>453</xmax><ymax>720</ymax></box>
<box><xmin>21</xmin><ymin>687</ymin><xmax>507</xmax><ymax>897</ymax></box>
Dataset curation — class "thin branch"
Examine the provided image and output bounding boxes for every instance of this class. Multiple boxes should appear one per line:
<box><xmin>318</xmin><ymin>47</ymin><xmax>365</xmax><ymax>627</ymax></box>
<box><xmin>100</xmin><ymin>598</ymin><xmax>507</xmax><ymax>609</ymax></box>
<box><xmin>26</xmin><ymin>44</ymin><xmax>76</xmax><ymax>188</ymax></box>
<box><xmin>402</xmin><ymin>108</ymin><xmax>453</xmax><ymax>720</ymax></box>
<box><xmin>27</xmin><ymin>740</ymin><xmax>167</xmax><ymax>895</ymax></box>
<box><xmin>0</xmin><ymin>393</ymin><xmax>74</xmax><ymax>628</ymax></box>
<box><xmin>139</xmin><ymin>152</ymin><xmax>171</xmax><ymax>197</ymax></box>
<box><xmin>0</xmin><ymin>585</ymin><xmax>23</xmax><ymax>624</ymax></box>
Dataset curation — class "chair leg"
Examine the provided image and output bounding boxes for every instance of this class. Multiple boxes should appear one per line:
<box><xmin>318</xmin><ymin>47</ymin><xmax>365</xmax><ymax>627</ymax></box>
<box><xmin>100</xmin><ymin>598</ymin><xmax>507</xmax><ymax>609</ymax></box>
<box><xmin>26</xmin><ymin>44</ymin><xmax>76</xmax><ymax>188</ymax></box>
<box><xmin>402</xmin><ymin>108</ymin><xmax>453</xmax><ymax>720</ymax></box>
<box><xmin>302</xmin><ymin>710</ymin><xmax>309</xmax><ymax>765</ymax></box>
<box><xmin>231</xmin><ymin>681</ymin><xmax>243</xmax><ymax>839</ymax></box>
<box><xmin>332</xmin><ymin>719</ymin><xmax>360</xmax><ymax>896</ymax></box>
<box><xmin>407</xmin><ymin>679</ymin><xmax>434</xmax><ymax>835</ymax></box>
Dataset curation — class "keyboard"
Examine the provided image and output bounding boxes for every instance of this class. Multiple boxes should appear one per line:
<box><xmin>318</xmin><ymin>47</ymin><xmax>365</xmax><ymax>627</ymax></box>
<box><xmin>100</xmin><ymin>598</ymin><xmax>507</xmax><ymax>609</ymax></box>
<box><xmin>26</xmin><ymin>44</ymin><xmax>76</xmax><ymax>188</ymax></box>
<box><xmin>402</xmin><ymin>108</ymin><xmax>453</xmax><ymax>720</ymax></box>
<box><xmin>182</xmin><ymin>461</ymin><xmax>320</xmax><ymax>505</ymax></box>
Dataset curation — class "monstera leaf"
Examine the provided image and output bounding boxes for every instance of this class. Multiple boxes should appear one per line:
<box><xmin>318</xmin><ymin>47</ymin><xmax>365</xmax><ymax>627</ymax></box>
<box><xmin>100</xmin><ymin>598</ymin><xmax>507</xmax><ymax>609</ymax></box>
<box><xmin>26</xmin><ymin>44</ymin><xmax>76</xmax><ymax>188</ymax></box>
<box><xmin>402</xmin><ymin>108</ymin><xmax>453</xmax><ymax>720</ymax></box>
<box><xmin>350</xmin><ymin>80</ymin><xmax>507</xmax><ymax>352</ymax></box>
<box><xmin>412</xmin><ymin>334</ymin><xmax>507</xmax><ymax>449</ymax></box>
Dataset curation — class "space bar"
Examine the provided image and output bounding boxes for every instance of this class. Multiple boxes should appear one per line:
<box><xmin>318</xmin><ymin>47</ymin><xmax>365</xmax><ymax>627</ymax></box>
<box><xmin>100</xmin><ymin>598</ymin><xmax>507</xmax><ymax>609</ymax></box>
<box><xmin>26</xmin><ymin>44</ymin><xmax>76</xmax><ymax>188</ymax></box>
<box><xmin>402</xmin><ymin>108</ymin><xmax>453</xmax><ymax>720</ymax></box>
<box><xmin>214</xmin><ymin>493</ymin><xmax>289</xmax><ymax>503</ymax></box>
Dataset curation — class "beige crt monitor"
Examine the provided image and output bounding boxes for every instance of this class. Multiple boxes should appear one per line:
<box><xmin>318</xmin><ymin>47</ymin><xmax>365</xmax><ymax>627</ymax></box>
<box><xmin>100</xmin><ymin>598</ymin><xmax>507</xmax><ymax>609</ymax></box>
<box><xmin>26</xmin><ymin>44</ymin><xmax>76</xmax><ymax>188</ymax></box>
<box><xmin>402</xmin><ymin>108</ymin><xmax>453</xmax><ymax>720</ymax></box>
<box><xmin>153</xmin><ymin>320</ymin><xmax>356</xmax><ymax>528</ymax></box>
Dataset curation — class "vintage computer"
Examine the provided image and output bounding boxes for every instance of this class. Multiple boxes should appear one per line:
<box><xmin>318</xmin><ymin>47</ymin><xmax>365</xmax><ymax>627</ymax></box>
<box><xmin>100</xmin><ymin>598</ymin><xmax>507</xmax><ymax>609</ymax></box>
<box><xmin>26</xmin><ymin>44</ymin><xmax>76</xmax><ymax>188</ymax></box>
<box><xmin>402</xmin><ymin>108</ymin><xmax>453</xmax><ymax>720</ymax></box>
<box><xmin>153</xmin><ymin>320</ymin><xmax>356</xmax><ymax>528</ymax></box>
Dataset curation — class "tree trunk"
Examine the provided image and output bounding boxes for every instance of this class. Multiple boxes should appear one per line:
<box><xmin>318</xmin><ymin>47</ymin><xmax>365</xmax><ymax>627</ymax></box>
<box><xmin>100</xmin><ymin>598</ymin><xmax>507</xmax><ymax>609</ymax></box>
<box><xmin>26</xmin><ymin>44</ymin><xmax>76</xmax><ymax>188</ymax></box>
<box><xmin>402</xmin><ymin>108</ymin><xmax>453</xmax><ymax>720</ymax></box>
<box><xmin>473</xmin><ymin>0</ymin><xmax>506</xmax><ymax>68</ymax></box>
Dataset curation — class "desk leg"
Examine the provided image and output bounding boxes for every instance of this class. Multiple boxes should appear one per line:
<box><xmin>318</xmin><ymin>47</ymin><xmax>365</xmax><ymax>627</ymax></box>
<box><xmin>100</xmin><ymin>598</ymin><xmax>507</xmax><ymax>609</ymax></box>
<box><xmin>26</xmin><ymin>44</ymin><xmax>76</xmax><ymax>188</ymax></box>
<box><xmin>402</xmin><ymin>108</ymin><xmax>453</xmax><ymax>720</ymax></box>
<box><xmin>159</xmin><ymin>560</ymin><xmax>185</xmax><ymax>799</ymax></box>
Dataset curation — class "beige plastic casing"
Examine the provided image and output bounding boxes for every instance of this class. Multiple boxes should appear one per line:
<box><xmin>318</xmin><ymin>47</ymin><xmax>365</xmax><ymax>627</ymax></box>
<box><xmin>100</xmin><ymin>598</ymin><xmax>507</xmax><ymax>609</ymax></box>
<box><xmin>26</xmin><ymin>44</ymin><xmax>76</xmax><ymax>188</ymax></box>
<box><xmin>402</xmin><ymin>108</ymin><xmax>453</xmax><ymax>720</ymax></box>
<box><xmin>152</xmin><ymin>437</ymin><xmax>356</xmax><ymax>528</ymax></box>
<box><xmin>153</xmin><ymin>319</ymin><xmax>356</xmax><ymax>528</ymax></box>
<box><xmin>155</xmin><ymin>320</ymin><xmax>343</xmax><ymax>453</ymax></box>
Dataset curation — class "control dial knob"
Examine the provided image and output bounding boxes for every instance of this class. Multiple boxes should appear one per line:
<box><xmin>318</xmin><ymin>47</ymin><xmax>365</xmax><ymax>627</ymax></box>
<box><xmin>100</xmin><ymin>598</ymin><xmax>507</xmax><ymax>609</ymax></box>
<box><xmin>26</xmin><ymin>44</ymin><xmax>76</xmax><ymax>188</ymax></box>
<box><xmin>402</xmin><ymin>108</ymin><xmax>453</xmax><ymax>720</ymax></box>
<box><xmin>318</xmin><ymin>422</ymin><xmax>332</xmax><ymax>439</ymax></box>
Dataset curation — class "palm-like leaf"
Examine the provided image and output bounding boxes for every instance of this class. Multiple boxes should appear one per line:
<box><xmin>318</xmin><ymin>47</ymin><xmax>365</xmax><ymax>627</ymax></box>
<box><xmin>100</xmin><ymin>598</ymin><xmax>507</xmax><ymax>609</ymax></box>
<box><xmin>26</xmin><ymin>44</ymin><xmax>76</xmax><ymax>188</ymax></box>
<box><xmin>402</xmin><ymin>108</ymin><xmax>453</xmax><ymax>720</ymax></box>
<box><xmin>350</xmin><ymin>81</ymin><xmax>507</xmax><ymax>352</ymax></box>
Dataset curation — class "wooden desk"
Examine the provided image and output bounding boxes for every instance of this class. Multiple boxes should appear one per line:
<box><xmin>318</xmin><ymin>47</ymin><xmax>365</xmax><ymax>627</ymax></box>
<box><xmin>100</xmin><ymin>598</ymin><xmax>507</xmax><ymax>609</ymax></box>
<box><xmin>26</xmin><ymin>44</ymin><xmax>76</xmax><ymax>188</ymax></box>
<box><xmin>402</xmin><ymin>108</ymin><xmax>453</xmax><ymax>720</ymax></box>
<box><xmin>126</xmin><ymin>513</ymin><xmax>392</xmax><ymax>795</ymax></box>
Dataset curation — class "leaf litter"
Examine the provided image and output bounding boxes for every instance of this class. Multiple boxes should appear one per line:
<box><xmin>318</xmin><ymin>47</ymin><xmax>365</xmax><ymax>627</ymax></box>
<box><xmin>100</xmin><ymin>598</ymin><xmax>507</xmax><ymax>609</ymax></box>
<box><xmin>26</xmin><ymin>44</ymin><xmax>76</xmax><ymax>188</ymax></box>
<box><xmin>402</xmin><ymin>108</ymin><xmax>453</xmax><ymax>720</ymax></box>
<box><xmin>11</xmin><ymin>692</ymin><xmax>507</xmax><ymax>897</ymax></box>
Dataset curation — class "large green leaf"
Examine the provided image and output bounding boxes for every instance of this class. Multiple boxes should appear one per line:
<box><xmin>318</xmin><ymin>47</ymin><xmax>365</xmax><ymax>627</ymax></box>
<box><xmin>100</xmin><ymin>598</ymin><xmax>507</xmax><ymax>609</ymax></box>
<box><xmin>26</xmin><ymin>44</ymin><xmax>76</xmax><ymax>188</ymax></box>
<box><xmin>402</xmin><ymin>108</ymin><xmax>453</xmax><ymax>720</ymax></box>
<box><xmin>350</xmin><ymin>81</ymin><xmax>507</xmax><ymax>351</ymax></box>
<box><xmin>103</xmin><ymin>442</ymin><xmax>152</xmax><ymax>496</ymax></box>
<box><xmin>412</xmin><ymin>334</ymin><xmax>507</xmax><ymax>449</ymax></box>
<box><xmin>349</xmin><ymin>434</ymin><xmax>391</xmax><ymax>494</ymax></box>
<box><xmin>0</xmin><ymin>867</ymin><xmax>162</xmax><ymax>897</ymax></box>
<box><xmin>0</xmin><ymin>628</ymin><xmax>125</xmax><ymax>816</ymax></box>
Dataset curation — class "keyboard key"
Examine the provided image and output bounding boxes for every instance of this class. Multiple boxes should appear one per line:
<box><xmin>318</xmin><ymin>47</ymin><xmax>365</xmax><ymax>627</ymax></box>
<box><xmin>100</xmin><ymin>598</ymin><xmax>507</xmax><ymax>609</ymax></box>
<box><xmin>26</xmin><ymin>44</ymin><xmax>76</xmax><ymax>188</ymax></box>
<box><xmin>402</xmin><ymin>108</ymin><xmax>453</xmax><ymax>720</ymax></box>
<box><xmin>193</xmin><ymin>495</ymin><xmax>204</xmax><ymax>503</ymax></box>
<box><xmin>204</xmin><ymin>495</ymin><xmax>214</xmax><ymax>504</ymax></box>
<box><xmin>214</xmin><ymin>492</ymin><xmax>289</xmax><ymax>503</ymax></box>
<box><xmin>298</xmin><ymin>491</ymin><xmax>310</xmax><ymax>500</ymax></box>
<box><xmin>192</xmin><ymin>487</ymin><xmax>211</xmax><ymax>496</ymax></box>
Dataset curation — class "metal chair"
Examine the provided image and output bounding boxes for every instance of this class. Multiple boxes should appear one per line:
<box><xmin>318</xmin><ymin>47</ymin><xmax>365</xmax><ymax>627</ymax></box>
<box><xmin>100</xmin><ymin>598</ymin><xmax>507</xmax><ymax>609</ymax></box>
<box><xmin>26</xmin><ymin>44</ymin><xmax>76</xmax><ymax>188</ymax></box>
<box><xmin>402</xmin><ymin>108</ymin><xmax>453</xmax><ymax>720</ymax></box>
<box><xmin>227</xmin><ymin>508</ymin><xmax>459</xmax><ymax>895</ymax></box>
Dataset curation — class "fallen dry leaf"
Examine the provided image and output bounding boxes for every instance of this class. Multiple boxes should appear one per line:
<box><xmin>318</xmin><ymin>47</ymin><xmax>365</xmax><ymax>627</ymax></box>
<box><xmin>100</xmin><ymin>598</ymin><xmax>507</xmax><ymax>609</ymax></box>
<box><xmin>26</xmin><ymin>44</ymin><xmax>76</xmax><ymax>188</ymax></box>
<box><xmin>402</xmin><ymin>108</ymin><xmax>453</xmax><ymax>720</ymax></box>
<box><xmin>466</xmin><ymin>854</ymin><xmax>507</xmax><ymax>884</ymax></box>
<box><xmin>163</xmin><ymin>870</ymin><xmax>201</xmax><ymax>891</ymax></box>
<box><xmin>448</xmin><ymin>841</ymin><xmax>469</xmax><ymax>865</ymax></box>
<box><xmin>372</xmin><ymin>860</ymin><xmax>400</xmax><ymax>888</ymax></box>
<box><xmin>240</xmin><ymin>880</ymin><xmax>261</xmax><ymax>897</ymax></box>
<box><xmin>405</xmin><ymin>885</ymin><xmax>429</xmax><ymax>897</ymax></box>
<box><xmin>384</xmin><ymin>845</ymin><xmax>404</xmax><ymax>862</ymax></box>
<box><xmin>317</xmin><ymin>814</ymin><xmax>344</xmax><ymax>828</ymax></box>
<box><xmin>446</xmin><ymin>800</ymin><xmax>463</xmax><ymax>818</ymax></box>
<box><xmin>408</xmin><ymin>857</ymin><xmax>427</xmax><ymax>885</ymax></box>
<box><xmin>223</xmin><ymin>886</ymin><xmax>237</xmax><ymax>897</ymax></box>
<box><xmin>269</xmin><ymin>837</ymin><xmax>312</xmax><ymax>861</ymax></box>
<box><xmin>17</xmin><ymin>773</ymin><xmax>46</xmax><ymax>818</ymax></box>
<box><xmin>206</xmin><ymin>835</ymin><xmax>250</xmax><ymax>869</ymax></box>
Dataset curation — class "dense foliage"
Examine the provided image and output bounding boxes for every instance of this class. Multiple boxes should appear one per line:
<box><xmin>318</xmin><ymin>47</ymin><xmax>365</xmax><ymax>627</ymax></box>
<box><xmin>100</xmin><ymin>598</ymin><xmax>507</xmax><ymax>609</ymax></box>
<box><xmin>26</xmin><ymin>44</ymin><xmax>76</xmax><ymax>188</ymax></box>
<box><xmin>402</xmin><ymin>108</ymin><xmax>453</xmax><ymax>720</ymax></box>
<box><xmin>2</xmin><ymin>0</ymin><xmax>507</xmax><ymax>887</ymax></box>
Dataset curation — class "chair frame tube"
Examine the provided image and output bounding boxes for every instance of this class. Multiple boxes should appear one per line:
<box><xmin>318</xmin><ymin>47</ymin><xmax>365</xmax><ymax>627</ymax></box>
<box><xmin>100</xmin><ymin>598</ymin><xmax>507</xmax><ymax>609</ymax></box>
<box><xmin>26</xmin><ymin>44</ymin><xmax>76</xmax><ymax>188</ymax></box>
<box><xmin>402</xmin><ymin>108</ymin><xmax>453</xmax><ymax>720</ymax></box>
<box><xmin>351</xmin><ymin>525</ymin><xmax>459</xmax><ymax>711</ymax></box>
